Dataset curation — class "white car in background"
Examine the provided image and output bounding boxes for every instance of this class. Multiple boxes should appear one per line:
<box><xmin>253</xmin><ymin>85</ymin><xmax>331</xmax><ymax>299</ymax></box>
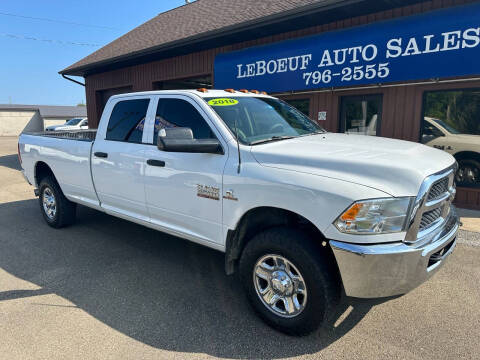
<box><xmin>421</xmin><ymin>117</ymin><xmax>480</xmax><ymax>186</ymax></box>
<box><xmin>45</xmin><ymin>118</ymin><xmax>88</xmax><ymax>132</ymax></box>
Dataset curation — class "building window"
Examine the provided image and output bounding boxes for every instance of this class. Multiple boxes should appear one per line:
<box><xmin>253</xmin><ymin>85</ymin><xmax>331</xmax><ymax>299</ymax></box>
<box><xmin>283</xmin><ymin>99</ymin><xmax>310</xmax><ymax>117</ymax></box>
<box><xmin>422</xmin><ymin>89</ymin><xmax>480</xmax><ymax>188</ymax></box>
<box><xmin>106</xmin><ymin>99</ymin><xmax>150</xmax><ymax>143</ymax></box>
<box><xmin>339</xmin><ymin>95</ymin><xmax>382</xmax><ymax>136</ymax></box>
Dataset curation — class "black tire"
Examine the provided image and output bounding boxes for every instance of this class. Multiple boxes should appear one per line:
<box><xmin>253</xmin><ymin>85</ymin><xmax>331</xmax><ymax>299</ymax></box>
<box><xmin>239</xmin><ymin>227</ymin><xmax>339</xmax><ymax>335</ymax></box>
<box><xmin>456</xmin><ymin>159</ymin><xmax>480</xmax><ymax>186</ymax></box>
<box><xmin>38</xmin><ymin>176</ymin><xmax>76</xmax><ymax>228</ymax></box>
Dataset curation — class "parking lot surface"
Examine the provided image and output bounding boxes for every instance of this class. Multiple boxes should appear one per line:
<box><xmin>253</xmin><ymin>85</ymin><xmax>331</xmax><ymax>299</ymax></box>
<box><xmin>1</xmin><ymin>136</ymin><xmax>479</xmax><ymax>360</ymax></box>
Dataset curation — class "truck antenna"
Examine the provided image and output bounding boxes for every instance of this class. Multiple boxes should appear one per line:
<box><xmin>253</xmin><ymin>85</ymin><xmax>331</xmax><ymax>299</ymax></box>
<box><xmin>234</xmin><ymin>116</ymin><xmax>241</xmax><ymax>173</ymax></box>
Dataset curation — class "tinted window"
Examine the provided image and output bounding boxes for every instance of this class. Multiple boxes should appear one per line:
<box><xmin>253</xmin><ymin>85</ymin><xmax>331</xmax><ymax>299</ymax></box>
<box><xmin>423</xmin><ymin>89</ymin><xmax>480</xmax><ymax>135</ymax></box>
<box><xmin>154</xmin><ymin>98</ymin><xmax>215</xmax><ymax>144</ymax></box>
<box><xmin>65</xmin><ymin>118</ymin><xmax>83</xmax><ymax>125</ymax></box>
<box><xmin>421</xmin><ymin>120</ymin><xmax>444</xmax><ymax>143</ymax></box>
<box><xmin>106</xmin><ymin>99</ymin><xmax>150</xmax><ymax>143</ymax></box>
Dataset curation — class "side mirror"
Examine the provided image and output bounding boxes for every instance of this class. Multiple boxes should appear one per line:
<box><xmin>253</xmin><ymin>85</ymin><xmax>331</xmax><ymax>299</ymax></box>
<box><xmin>157</xmin><ymin>127</ymin><xmax>224</xmax><ymax>154</ymax></box>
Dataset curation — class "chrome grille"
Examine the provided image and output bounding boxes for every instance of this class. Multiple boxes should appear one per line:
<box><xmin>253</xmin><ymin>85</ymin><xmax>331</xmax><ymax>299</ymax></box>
<box><xmin>419</xmin><ymin>206</ymin><xmax>443</xmax><ymax>231</ymax></box>
<box><xmin>404</xmin><ymin>166</ymin><xmax>456</xmax><ymax>243</ymax></box>
<box><xmin>427</xmin><ymin>177</ymin><xmax>449</xmax><ymax>201</ymax></box>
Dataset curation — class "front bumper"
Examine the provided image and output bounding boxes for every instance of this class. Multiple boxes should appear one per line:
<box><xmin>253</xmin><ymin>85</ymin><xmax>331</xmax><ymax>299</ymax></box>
<box><xmin>330</xmin><ymin>206</ymin><xmax>459</xmax><ymax>298</ymax></box>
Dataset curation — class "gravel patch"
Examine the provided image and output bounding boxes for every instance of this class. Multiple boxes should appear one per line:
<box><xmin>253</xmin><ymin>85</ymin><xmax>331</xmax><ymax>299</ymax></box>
<box><xmin>458</xmin><ymin>229</ymin><xmax>480</xmax><ymax>247</ymax></box>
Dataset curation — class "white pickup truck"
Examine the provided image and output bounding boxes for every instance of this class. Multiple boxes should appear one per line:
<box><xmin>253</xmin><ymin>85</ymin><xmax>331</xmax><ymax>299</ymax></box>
<box><xmin>18</xmin><ymin>90</ymin><xmax>459</xmax><ymax>335</ymax></box>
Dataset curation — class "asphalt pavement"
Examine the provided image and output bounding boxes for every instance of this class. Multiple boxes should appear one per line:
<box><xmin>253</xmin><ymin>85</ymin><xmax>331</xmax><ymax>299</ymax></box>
<box><xmin>0</xmin><ymin>136</ymin><xmax>479</xmax><ymax>360</ymax></box>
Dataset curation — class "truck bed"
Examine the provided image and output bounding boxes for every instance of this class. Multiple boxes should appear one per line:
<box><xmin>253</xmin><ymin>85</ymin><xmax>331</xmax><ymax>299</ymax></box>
<box><xmin>25</xmin><ymin>129</ymin><xmax>97</xmax><ymax>142</ymax></box>
<box><xmin>19</xmin><ymin>130</ymin><xmax>100</xmax><ymax>209</ymax></box>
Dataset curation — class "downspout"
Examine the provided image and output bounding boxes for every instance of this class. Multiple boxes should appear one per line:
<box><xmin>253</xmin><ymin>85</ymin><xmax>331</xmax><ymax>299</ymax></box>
<box><xmin>61</xmin><ymin>74</ymin><xmax>85</xmax><ymax>87</ymax></box>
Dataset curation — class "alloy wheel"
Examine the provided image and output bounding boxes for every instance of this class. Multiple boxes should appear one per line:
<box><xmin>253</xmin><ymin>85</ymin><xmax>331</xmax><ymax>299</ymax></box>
<box><xmin>253</xmin><ymin>254</ymin><xmax>308</xmax><ymax>318</ymax></box>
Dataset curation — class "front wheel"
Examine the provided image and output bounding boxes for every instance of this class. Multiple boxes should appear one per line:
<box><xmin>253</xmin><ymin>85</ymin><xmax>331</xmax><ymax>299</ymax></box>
<box><xmin>239</xmin><ymin>227</ymin><xmax>339</xmax><ymax>335</ymax></box>
<box><xmin>456</xmin><ymin>159</ymin><xmax>480</xmax><ymax>187</ymax></box>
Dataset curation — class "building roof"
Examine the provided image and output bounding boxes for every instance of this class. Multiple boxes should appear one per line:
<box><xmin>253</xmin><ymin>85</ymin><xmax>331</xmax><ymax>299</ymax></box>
<box><xmin>61</xmin><ymin>0</ymin><xmax>425</xmax><ymax>77</ymax></box>
<box><xmin>63</xmin><ymin>0</ymin><xmax>427</xmax><ymax>77</ymax></box>
<box><xmin>61</xmin><ymin>0</ymin><xmax>337</xmax><ymax>76</ymax></box>
<box><xmin>0</xmin><ymin>104</ymin><xmax>87</xmax><ymax>119</ymax></box>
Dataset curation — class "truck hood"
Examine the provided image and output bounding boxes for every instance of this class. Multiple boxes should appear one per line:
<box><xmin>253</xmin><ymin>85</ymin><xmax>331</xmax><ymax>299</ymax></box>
<box><xmin>251</xmin><ymin>133</ymin><xmax>455</xmax><ymax>196</ymax></box>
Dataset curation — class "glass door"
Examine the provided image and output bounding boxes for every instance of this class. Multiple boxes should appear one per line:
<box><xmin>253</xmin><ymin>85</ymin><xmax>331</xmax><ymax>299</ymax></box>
<box><xmin>340</xmin><ymin>95</ymin><xmax>382</xmax><ymax>136</ymax></box>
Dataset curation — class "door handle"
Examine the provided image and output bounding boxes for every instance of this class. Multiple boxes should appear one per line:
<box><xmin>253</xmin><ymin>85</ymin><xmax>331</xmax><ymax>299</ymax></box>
<box><xmin>147</xmin><ymin>159</ymin><xmax>165</xmax><ymax>167</ymax></box>
<box><xmin>94</xmin><ymin>152</ymin><xmax>108</xmax><ymax>158</ymax></box>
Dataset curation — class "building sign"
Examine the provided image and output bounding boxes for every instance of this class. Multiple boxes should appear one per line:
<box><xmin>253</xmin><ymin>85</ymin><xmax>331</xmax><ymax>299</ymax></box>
<box><xmin>214</xmin><ymin>3</ymin><xmax>480</xmax><ymax>92</ymax></box>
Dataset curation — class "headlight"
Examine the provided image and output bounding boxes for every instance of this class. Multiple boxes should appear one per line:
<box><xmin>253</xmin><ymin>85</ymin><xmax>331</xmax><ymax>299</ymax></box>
<box><xmin>335</xmin><ymin>197</ymin><xmax>413</xmax><ymax>234</ymax></box>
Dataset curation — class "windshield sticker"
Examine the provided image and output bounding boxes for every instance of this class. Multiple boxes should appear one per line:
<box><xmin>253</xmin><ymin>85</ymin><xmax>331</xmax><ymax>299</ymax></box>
<box><xmin>208</xmin><ymin>98</ymin><xmax>239</xmax><ymax>106</ymax></box>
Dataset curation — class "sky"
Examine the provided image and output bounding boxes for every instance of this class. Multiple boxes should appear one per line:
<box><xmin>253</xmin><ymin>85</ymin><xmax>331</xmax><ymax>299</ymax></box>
<box><xmin>0</xmin><ymin>0</ymin><xmax>186</xmax><ymax>106</ymax></box>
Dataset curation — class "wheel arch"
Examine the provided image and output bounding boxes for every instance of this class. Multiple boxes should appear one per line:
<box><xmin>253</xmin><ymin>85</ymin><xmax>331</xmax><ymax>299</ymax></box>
<box><xmin>34</xmin><ymin>161</ymin><xmax>57</xmax><ymax>188</ymax></box>
<box><xmin>453</xmin><ymin>151</ymin><xmax>480</xmax><ymax>162</ymax></box>
<box><xmin>224</xmin><ymin>206</ymin><xmax>337</xmax><ymax>276</ymax></box>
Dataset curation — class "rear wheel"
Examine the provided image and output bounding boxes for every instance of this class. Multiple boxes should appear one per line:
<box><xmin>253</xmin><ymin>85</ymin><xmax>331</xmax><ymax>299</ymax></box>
<box><xmin>239</xmin><ymin>227</ymin><xmax>339</xmax><ymax>335</ymax></box>
<box><xmin>38</xmin><ymin>176</ymin><xmax>76</xmax><ymax>228</ymax></box>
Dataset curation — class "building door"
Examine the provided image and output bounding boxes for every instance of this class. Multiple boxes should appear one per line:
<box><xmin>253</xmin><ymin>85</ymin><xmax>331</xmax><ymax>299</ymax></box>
<box><xmin>340</xmin><ymin>95</ymin><xmax>382</xmax><ymax>136</ymax></box>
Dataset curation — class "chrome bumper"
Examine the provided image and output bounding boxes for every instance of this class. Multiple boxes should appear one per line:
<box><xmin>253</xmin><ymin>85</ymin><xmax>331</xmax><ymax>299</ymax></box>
<box><xmin>330</xmin><ymin>206</ymin><xmax>459</xmax><ymax>298</ymax></box>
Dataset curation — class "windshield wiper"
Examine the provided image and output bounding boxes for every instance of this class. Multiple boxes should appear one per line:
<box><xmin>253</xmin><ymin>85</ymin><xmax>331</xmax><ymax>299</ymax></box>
<box><xmin>249</xmin><ymin>136</ymin><xmax>296</xmax><ymax>145</ymax></box>
<box><xmin>299</xmin><ymin>130</ymin><xmax>327</xmax><ymax>137</ymax></box>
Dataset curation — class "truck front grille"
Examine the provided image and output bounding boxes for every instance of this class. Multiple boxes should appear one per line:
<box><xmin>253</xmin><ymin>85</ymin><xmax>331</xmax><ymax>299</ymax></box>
<box><xmin>427</xmin><ymin>177</ymin><xmax>449</xmax><ymax>201</ymax></box>
<box><xmin>419</xmin><ymin>206</ymin><xmax>443</xmax><ymax>231</ymax></box>
<box><xmin>404</xmin><ymin>165</ymin><xmax>456</xmax><ymax>243</ymax></box>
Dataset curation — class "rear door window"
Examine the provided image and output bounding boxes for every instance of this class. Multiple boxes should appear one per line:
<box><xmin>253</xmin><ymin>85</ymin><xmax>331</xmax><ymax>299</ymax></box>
<box><xmin>106</xmin><ymin>99</ymin><xmax>150</xmax><ymax>143</ymax></box>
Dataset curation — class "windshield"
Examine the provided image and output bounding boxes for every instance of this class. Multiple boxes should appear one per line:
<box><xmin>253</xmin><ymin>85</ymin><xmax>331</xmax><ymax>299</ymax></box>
<box><xmin>205</xmin><ymin>97</ymin><xmax>324</xmax><ymax>145</ymax></box>
<box><xmin>433</xmin><ymin>119</ymin><xmax>461</xmax><ymax>134</ymax></box>
<box><xmin>65</xmin><ymin>118</ymin><xmax>82</xmax><ymax>126</ymax></box>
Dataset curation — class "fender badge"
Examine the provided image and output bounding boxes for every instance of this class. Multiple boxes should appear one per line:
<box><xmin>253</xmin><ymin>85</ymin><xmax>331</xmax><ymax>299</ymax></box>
<box><xmin>197</xmin><ymin>184</ymin><xmax>220</xmax><ymax>201</ymax></box>
<box><xmin>223</xmin><ymin>190</ymin><xmax>238</xmax><ymax>201</ymax></box>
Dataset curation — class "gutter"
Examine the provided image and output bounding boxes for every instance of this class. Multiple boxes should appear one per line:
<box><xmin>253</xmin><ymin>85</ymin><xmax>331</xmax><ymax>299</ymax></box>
<box><xmin>62</xmin><ymin>74</ymin><xmax>85</xmax><ymax>86</ymax></box>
